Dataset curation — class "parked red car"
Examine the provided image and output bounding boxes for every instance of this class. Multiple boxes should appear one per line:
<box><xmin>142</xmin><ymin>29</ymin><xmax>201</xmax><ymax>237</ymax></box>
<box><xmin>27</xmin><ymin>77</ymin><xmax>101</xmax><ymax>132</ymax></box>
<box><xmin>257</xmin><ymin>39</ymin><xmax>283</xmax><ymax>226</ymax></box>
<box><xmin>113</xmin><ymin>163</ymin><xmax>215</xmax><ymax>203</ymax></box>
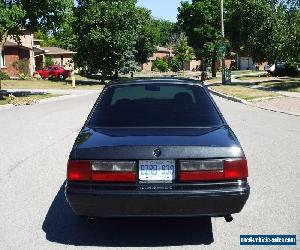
<box><xmin>35</xmin><ymin>65</ymin><xmax>71</xmax><ymax>80</ymax></box>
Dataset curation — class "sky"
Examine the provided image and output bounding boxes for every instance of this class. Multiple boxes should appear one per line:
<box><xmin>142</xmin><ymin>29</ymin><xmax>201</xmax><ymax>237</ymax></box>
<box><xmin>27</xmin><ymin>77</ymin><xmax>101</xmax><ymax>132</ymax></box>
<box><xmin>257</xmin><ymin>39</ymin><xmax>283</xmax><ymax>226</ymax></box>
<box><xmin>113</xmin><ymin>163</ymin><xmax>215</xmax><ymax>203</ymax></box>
<box><xmin>137</xmin><ymin>0</ymin><xmax>190</xmax><ymax>22</ymax></box>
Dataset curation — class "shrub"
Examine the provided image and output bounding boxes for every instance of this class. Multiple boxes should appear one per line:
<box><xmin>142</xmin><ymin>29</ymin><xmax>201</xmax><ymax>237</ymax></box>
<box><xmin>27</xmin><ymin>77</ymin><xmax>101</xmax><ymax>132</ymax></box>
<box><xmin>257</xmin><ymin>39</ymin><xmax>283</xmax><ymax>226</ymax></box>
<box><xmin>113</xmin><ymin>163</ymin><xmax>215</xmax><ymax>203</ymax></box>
<box><xmin>0</xmin><ymin>71</ymin><xmax>10</xmax><ymax>80</ymax></box>
<box><xmin>33</xmin><ymin>73</ymin><xmax>42</xmax><ymax>80</ymax></box>
<box><xmin>18</xmin><ymin>73</ymin><xmax>30</xmax><ymax>80</ymax></box>
<box><xmin>152</xmin><ymin>59</ymin><xmax>168</xmax><ymax>72</ymax></box>
<box><xmin>44</xmin><ymin>56</ymin><xmax>54</xmax><ymax>67</ymax></box>
<box><xmin>170</xmin><ymin>57</ymin><xmax>181</xmax><ymax>72</ymax></box>
<box><xmin>12</xmin><ymin>59</ymin><xmax>30</xmax><ymax>74</ymax></box>
<box><xmin>48</xmin><ymin>74</ymin><xmax>58</xmax><ymax>81</ymax></box>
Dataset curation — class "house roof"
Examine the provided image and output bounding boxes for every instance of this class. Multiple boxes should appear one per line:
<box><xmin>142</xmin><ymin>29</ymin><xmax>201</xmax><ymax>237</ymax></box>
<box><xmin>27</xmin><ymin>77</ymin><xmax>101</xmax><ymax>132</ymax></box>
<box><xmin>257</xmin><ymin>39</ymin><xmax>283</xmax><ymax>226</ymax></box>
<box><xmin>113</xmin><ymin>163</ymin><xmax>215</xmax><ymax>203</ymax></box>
<box><xmin>4</xmin><ymin>41</ymin><xmax>32</xmax><ymax>50</ymax></box>
<box><xmin>156</xmin><ymin>46</ymin><xmax>172</xmax><ymax>53</ymax></box>
<box><xmin>33</xmin><ymin>45</ymin><xmax>46</xmax><ymax>54</ymax></box>
<box><xmin>42</xmin><ymin>46</ymin><xmax>77</xmax><ymax>55</ymax></box>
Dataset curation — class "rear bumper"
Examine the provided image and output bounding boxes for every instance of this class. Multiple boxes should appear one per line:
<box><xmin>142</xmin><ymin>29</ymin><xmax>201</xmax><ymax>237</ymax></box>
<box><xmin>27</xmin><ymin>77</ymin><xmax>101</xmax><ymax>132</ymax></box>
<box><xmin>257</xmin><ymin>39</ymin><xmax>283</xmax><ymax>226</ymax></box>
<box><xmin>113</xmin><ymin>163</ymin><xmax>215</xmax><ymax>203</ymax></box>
<box><xmin>65</xmin><ymin>181</ymin><xmax>250</xmax><ymax>217</ymax></box>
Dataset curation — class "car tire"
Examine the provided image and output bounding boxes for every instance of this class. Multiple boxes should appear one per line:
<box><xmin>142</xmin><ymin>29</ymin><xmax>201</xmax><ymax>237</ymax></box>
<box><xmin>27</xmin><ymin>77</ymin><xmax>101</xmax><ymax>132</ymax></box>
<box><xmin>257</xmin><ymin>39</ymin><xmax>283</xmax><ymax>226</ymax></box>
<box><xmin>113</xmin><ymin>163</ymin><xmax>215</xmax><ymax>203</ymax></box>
<box><xmin>59</xmin><ymin>74</ymin><xmax>65</xmax><ymax>81</ymax></box>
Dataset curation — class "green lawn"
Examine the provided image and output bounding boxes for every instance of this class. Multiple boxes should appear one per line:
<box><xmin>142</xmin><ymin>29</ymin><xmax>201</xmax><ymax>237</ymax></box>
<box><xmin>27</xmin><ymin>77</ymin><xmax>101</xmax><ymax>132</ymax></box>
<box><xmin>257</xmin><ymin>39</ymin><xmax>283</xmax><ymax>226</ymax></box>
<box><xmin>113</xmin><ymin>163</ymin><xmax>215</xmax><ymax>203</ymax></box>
<box><xmin>230</xmin><ymin>70</ymin><xmax>260</xmax><ymax>76</ymax></box>
<box><xmin>211</xmin><ymin>85</ymin><xmax>280</xmax><ymax>100</ymax></box>
<box><xmin>260</xmin><ymin>78</ymin><xmax>300</xmax><ymax>92</ymax></box>
<box><xmin>0</xmin><ymin>92</ymin><xmax>63</xmax><ymax>106</ymax></box>
<box><xmin>1</xmin><ymin>75</ymin><xmax>104</xmax><ymax>90</ymax></box>
<box><xmin>236</xmin><ymin>75</ymin><xmax>270</xmax><ymax>81</ymax></box>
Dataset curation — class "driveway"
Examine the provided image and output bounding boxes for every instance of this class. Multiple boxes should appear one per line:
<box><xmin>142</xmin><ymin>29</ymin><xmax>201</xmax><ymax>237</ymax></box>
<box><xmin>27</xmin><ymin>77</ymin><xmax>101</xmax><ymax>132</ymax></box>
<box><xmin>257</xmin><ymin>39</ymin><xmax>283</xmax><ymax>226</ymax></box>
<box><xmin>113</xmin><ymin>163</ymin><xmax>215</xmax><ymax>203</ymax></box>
<box><xmin>0</xmin><ymin>92</ymin><xmax>299</xmax><ymax>249</ymax></box>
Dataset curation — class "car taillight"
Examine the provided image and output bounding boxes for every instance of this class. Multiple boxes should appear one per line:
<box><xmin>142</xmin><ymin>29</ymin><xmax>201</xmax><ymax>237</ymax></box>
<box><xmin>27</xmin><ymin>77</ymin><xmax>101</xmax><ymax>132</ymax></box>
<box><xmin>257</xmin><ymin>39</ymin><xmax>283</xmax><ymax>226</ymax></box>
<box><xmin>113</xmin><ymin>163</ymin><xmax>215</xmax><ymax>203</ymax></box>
<box><xmin>67</xmin><ymin>160</ymin><xmax>91</xmax><ymax>181</ymax></box>
<box><xmin>179</xmin><ymin>158</ymin><xmax>248</xmax><ymax>181</ymax></box>
<box><xmin>224</xmin><ymin>158</ymin><xmax>248</xmax><ymax>180</ymax></box>
<box><xmin>91</xmin><ymin>161</ymin><xmax>136</xmax><ymax>182</ymax></box>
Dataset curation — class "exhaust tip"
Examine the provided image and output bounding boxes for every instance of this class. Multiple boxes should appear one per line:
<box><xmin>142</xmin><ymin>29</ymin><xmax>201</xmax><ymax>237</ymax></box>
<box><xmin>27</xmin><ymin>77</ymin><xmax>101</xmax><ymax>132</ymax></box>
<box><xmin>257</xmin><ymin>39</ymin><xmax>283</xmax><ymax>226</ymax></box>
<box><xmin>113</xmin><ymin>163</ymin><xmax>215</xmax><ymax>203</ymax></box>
<box><xmin>224</xmin><ymin>215</ymin><xmax>233</xmax><ymax>222</ymax></box>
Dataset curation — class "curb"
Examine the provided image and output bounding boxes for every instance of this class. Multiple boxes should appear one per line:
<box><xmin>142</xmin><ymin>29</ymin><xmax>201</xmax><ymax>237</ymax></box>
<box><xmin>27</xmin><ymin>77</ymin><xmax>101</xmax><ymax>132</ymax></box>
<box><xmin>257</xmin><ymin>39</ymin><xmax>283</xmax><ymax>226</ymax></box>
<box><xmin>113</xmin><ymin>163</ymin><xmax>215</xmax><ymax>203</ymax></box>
<box><xmin>208</xmin><ymin>87</ymin><xmax>248</xmax><ymax>104</ymax></box>
<box><xmin>208</xmin><ymin>87</ymin><xmax>299</xmax><ymax>117</ymax></box>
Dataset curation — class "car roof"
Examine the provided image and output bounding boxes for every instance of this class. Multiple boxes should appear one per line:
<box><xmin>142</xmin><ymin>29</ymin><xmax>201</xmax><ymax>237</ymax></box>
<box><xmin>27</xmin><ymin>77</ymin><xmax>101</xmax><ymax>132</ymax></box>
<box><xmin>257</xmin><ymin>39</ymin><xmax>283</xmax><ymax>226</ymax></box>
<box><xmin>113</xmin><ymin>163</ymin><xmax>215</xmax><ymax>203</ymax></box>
<box><xmin>108</xmin><ymin>78</ymin><xmax>204</xmax><ymax>87</ymax></box>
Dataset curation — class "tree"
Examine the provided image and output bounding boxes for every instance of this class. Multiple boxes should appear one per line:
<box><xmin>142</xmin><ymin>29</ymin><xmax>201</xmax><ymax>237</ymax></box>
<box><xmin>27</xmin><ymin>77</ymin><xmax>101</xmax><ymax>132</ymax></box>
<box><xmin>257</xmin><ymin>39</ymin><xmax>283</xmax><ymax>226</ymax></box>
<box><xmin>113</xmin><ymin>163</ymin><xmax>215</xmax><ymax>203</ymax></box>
<box><xmin>34</xmin><ymin>30</ymin><xmax>58</xmax><ymax>47</ymax></box>
<box><xmin>152</xmin><ymin>19</ymin><xmax>178</xmax><ymax>47</ymax></box>
<box><xmin>52</xmin><ymin>3</ymin><xmax>77</xmax><ymax>51</ymax></box>
<box><xmin>44</xmin><ymin>56</ymin><xmax>54</xmax><ymax>67</ymax></box>
<box><xmin>134</xmin><ymin>7</ymin><xmax>156</xmax><ymax>65</ymax></box>
<box><xmin>170</xmin><ymin>57</ymin><xmax>181</xmax><ymax>72</ymax></box>
<box><xmin>226</xmin><ymin>0</ymin><xmax>300</xmax><ymax>64</ymax></box>
<box><xmin>152</xmin><ymin>58</ymin><xmax>168</xmax><ymax>72</ymax></box>
<box><xmin>178</xmin><ymin>0</ymin><xmax>222</xmax><ymax>77</ymax></box>
<box><xmin>226</xmin><ymin>0</ymin><xmax>289</xmax><ymax>64</ymax></box>
<box><xmin>283</xmin><ymin>8</ymin><xmax>300</xmax><ymax>62</ymax></box>
<box><xmin>75</xmin><ymin>0</ymin><xmax>142</xmax><ymax>82</ymax></box>
<box><xmin>0</xmin><ymin>0</ymin><xmax>73</xmax><ymax>43</ymax></box>
<box><xmin>173</xmin><ymin>33</ymin><xmax>193</xmax><ymax>71</ymax></box>
<box><xmin>0</xmin><ymin>0</ymin><xmax>72</xmax><ymax>89</ymax></box>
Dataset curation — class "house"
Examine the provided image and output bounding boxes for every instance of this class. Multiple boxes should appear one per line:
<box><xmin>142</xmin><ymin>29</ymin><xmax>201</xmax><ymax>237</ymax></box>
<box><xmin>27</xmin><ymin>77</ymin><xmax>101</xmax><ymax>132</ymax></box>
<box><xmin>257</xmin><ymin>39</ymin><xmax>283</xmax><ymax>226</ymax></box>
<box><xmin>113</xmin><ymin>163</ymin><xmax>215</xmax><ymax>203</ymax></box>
<box><xmin>33</xmin><ymin>38</ymin><xmax>76</xmax><ymax>71</ymax></box>
<box><xmin>142</xmin><ymin>46</ymin><xmax>174</xmax><ymax>71</ymax></box>
<box><xmin>142</xmin><ymin>46</ymin><xmax>201</xmax><ymax>72</ymax></box>
<box><xmin>0</xmin><ymin>30</ymin><xmax>76</xmax><ymax>78</ymax></box>
<box><xmin>1</xmin><ymin>30</ymin><xmax>34</xmax><ymax>76</ymax></box>
<box><xmin>238</xmin><ymin>56</ymin><xmax>268</xmax><ymax>71</ymax></box>
<box><xmin>41</xmin><ymin>47</ymin><xmax>76</xmax><ymax>70</ymax></box>
<box><xmin>183</xmin><ymin>59</ymin><xmax>201</xmax><ymax>71</ymax></box>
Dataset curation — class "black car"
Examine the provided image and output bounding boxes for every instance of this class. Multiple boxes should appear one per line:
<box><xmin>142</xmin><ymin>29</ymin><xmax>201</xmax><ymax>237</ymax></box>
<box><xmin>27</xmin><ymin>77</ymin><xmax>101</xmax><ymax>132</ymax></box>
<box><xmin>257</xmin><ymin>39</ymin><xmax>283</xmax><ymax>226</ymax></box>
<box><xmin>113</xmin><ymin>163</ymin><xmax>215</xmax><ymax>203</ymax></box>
<box><xmin>65</xmin><ymin>79</ymin><xmax>250</xmax><ymax>221</ymax></box>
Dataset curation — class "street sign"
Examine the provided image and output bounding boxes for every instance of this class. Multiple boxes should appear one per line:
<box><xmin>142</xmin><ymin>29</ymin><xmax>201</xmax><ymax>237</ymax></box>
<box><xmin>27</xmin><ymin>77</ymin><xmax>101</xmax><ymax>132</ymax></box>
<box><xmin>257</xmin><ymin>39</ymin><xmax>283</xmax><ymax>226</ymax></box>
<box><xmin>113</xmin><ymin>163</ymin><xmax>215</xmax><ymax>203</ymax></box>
<box><xmin>219</xmin><ymin>44</ymin><xmax>226</xmax><ymax>53</ymax></box>
<box><xmin>224</xmin><ymin>68</ymin><xmax>231</xmax><ymax>84</ymax></box>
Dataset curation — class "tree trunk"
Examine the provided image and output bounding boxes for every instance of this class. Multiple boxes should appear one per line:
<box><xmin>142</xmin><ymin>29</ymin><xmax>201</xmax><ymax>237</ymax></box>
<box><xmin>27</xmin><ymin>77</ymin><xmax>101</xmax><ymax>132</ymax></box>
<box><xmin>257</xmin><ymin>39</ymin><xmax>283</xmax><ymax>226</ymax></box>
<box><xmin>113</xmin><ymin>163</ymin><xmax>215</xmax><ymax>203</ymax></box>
<box><xmin>0</xmin><ymin>43</ymin><xmax>3</xmax><ymax>90</ymax></box>
<box><xmin>101</xmin><ymin>73</ymin><xmax>106</xmax><ymax>84</ymax></box>
<box><xmin>0</xmin><ymin>34</ymin><xmax>7</xmax><ymax>90</ymax></box>
<box><xmin>211</xmin><ymin>57</ymin><xmax>216</xmax><ymax>78</ymax></box>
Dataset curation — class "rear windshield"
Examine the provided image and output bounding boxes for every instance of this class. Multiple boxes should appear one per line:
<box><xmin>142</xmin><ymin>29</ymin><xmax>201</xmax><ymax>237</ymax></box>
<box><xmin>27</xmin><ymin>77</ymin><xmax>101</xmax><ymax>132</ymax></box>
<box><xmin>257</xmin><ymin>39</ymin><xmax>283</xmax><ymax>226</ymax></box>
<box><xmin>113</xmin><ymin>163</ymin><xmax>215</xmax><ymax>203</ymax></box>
<box><xmin>88</xmin><ymin>83</ymin><xmax>223</xmax><ymax>127</ymax></box>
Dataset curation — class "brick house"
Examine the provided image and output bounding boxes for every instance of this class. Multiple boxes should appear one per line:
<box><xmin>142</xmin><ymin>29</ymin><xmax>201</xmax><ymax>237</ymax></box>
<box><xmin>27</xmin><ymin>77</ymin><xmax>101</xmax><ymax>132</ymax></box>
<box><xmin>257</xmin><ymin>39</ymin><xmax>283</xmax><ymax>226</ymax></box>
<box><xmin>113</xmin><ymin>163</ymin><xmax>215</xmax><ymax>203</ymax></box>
<box><xmin>142</xmin><ymin>46</ymin><xmax>173</xmax><ymax>71</ymax></box>
<box><xmin>0</xmin><ymin>30</ymin><xmax>76</xmax><ymax>77</ymax></box>
<box><xmin>42</xmin><ymin>47</ymin><xmax>76</xmax><ymax>70</ymax></box>
<box><xmin>1</xmin><ymin>41</ymin><xmax>32</xmax><ymax>77</ymax></box>
<box><xmin>142</xmin><ymin>46</ymin><xmax>201</xmax><ymax>72</ymax></box>
<box><xmin>1</xmin><ymin>30</ymin><xmax>34</xmax><ymax>77</ymax></box>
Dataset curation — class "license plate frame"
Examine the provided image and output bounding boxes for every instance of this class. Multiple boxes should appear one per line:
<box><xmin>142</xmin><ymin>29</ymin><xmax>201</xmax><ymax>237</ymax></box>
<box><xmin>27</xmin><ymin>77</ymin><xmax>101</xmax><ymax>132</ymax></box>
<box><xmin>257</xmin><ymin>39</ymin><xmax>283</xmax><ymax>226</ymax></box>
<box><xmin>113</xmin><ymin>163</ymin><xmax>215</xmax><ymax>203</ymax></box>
<box><xmin>139</xmin><ymin>160</ymin><xmax>176</xmax><ymax>181</ymax></box>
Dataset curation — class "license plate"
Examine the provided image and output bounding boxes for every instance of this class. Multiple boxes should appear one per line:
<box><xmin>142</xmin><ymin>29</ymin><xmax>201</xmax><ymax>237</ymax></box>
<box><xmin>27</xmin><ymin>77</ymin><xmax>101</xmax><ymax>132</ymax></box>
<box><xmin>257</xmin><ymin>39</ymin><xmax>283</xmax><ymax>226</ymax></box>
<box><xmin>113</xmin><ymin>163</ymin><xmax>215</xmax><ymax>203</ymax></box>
<box><xmin>139</xmin><ymin>160</ymin><xmax>175</xmax><ymax>181</ymax></box>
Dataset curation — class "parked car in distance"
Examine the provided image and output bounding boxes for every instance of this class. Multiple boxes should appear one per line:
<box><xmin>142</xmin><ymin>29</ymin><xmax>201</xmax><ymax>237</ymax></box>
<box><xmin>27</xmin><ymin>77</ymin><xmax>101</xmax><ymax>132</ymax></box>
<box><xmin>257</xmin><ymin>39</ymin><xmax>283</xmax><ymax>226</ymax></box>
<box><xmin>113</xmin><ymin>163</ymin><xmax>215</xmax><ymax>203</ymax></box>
<box><xmin>65</xmin><ymin>78</ymin><xmax>250</xmax><ymax>221</ymax></box>
<box><xmin>266</xmin><ymin>62</ymin><xmax>299</xmax><ymax>77</ymax></box>
<box><xmin>119</xmin><ymin>67</ymin><xmax>130</xmax><ymax>75</ymax></box>
<box><xmin>35</xmin><ymin>65</ymin><xmax>71</xmax><ymax>80</ymax></box>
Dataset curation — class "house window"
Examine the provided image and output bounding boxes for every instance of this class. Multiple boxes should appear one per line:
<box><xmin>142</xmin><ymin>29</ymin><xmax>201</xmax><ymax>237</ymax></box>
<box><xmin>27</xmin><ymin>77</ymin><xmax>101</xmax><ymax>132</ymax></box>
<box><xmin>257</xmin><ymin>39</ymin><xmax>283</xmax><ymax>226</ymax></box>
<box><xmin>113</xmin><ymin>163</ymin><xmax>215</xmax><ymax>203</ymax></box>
<box><xmin>0</xmin><ymin>49</ymin><xmax>5</xmax><ymax>67</ymax></box>
<box><xmin>61</xmin><ymin>55</ymin><xmax>64</xmax><ymax>66</ymax></box>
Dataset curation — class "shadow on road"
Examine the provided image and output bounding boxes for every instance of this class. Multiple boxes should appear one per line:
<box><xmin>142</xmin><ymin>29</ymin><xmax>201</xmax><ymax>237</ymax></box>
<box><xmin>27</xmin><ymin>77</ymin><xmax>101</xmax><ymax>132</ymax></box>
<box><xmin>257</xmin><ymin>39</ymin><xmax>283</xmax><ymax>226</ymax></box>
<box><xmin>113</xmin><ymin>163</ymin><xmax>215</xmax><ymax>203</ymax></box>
<box><xmin>42</xmin><ymin>183</ymin><xmax>214</xmax><ymax>247</ymax></box>
<box><xmin>0</xmin><ymin>90</ymin><xmax>48</xmax><ymax>98</ymax></box>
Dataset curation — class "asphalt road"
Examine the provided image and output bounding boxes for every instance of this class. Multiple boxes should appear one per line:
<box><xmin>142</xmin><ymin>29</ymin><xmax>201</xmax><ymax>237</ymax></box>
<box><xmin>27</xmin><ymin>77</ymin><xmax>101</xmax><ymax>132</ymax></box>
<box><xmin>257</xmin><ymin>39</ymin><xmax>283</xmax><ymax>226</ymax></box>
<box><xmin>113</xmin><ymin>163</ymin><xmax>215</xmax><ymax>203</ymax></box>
<box><xmin>0</xmin><ymin>91</ymin><xmax>299</xmax><ymax>250</ymax></box>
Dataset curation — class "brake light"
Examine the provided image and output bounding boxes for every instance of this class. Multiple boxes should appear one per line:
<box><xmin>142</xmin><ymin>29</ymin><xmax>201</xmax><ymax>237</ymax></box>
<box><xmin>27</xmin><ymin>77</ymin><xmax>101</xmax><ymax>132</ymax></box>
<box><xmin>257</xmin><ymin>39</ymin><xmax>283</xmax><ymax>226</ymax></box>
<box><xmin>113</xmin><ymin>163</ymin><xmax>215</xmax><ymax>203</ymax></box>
<box><xmin>179</xmin><ymin>158</ymin><xmax>248</xmax><ymax>181</ymax></box>
<box><xmin>92</xmin><ymin>172</ymin><xmax>136</xmax><ymax>182</ymax></box>
<box><xmin>179</xmin><ymin>171</ymin><xmax>224</xmax><ymax>181</ymax></box>
<box><xmin>224</xmin><ymin>158</ymin><xmax>248</xmax><ymax>180</ymax></box>
<box><xmin>67</xmin><ymin>160</ymin><xmax>91</xmax><ymax>181</ymax></box>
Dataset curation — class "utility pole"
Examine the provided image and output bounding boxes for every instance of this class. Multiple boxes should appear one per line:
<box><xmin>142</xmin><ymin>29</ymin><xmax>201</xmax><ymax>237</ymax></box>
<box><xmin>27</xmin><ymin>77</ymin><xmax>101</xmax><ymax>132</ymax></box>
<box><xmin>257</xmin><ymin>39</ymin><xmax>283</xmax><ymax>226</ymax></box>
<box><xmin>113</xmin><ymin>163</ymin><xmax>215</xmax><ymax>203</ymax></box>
<box><xmin>221</xmin><ymin>0</ymin><xmax>226</xmax><ymax>84</ymax></box>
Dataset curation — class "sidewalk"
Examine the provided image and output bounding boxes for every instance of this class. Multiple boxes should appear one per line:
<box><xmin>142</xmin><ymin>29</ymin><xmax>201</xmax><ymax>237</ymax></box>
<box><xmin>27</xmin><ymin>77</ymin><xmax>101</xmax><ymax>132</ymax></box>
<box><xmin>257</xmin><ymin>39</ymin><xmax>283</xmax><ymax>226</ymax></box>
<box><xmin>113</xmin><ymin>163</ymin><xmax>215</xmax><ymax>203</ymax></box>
<box><xmin>248</xmin><ymin>83</ymin><xmax>300</xmax><ymax>115</ymax></box>
<box><xmin>205</xmin><ymin>74</ymin><xmax>300</xmax><ymax>116</ymax></box>
<box><xmin>250</xmin><ymin>96</ymin><xmax>300</xmax><ymax>116</ymax></box>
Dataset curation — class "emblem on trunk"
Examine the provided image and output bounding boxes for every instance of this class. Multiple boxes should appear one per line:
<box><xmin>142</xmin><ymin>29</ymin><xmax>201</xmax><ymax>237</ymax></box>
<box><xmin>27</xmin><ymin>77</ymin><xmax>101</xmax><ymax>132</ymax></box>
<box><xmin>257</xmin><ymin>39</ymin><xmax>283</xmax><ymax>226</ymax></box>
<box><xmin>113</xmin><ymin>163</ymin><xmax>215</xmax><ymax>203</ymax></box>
<box><xmin>153</xmin><ymin>148</ymin><xmax>161</xmax><ymax>158</ymax></box>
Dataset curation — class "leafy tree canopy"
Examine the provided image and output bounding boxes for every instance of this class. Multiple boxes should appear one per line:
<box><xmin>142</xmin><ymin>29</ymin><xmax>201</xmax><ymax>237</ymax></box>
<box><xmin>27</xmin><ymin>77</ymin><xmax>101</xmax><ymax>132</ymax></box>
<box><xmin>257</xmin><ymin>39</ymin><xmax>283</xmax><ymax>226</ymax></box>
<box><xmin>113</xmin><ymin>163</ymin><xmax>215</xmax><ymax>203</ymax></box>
<box><xmin>173</xmin><ymin>33</ymin><xmax>194</xmax><ymax>70</ymax></box>
<box><xmin>152</xmin><ymin>19</ymin><xmax>178</xmax><ymax>47</ymax></box>
<box><xmin>178</xmin><ymin>0</ymin><xmax>222</xmax><ymax>76</ymax></box>
<box><xmin>75</xmin><ymin>0</ymin><xmax>157</xmax><ymax>81</ymax></box>
<box><xmin>0</xmin><ymin>0</ymin><xmax>73</xmax><ymax>43</ymax></box>
<box><xmin>226</xmin><ymin>0</ymin><xmax>299</xmax><ymax>63</ymax></box>
<box><xmin>134</xmin><ymin>7</ymin><xmax>156</xmax><ymax>64</ymax></box>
